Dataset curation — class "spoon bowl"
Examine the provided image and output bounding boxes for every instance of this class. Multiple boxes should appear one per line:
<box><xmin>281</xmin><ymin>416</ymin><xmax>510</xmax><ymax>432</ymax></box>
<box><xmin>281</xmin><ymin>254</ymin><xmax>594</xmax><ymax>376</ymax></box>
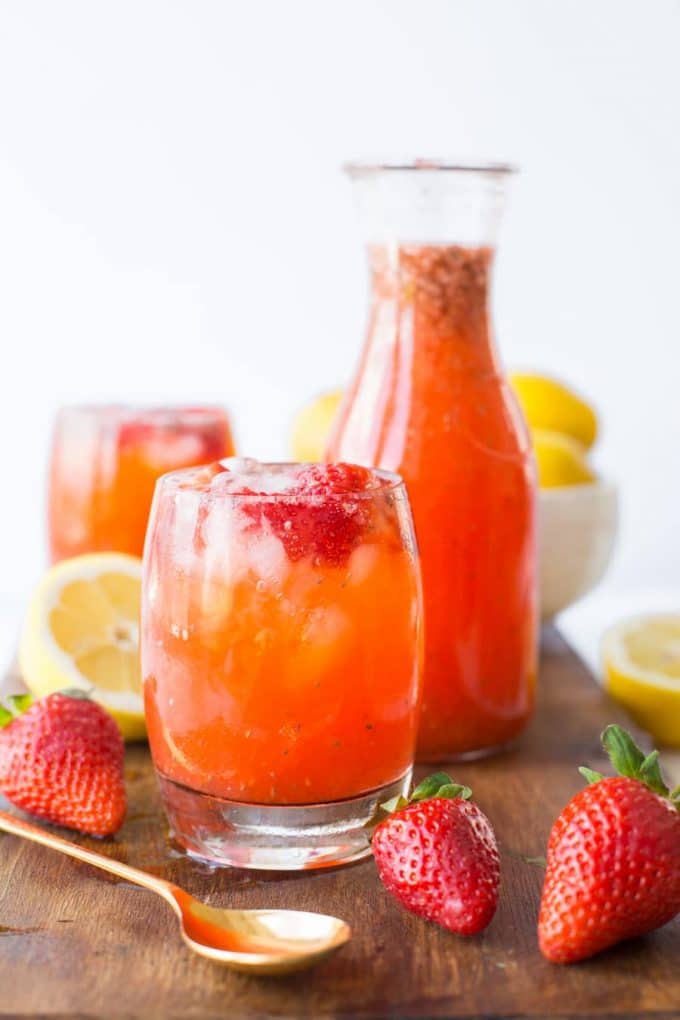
<box><xmin>0</xmin><ymin>809</ymin><xmax>351</xmax><ymax>975</ymax></box>
<box><xmin>174</xmin><ymin>893</ymin><xmax>350</xmax><ymax>974</ymax></box>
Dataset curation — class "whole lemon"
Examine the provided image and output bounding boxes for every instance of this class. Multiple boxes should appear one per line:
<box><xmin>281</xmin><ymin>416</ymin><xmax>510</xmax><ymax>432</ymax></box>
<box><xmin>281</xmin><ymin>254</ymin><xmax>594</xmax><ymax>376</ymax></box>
<box><xmin>291</xmin><ymin>390</ymin><xmax>343</xmax><ymax>462</ymax></box>
<box><xmin>511</xmin><ymin>373</ymin><xmax>598</xmax><ymax>450</ymax></box>
<box><xmin>532</xmin><ymin>429</ymin><xmax>596</xmax><ymax>488</ymax></box>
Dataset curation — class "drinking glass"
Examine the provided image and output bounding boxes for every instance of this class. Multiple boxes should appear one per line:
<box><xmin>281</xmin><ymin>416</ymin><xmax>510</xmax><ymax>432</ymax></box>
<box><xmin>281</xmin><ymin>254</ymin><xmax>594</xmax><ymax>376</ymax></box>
<box><xmin>48</xmin><ymin>405</ymin><xmax>235</xmax><ymax>561</ymax></box>
<box><xmin>142</xmin><ymin>459</ymin><xmax>422</xmax><ymax>869</ymax></box>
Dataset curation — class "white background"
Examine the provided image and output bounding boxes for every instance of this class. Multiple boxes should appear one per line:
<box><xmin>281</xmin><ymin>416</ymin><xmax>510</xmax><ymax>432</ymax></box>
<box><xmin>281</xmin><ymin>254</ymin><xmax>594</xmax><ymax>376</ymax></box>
<box><xmin>0</xmin><ymin>0</ymin><xmax>678</xmax><ymax>660</ymax></box>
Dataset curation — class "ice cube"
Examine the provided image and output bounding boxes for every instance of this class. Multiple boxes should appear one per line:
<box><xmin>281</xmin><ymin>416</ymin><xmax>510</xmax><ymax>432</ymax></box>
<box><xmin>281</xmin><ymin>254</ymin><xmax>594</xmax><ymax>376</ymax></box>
<box><xmin>167</xmin><ymin>491</ymin><xmax>203</xmax><ymax>572</ymax></box>
<box><xmin>250</xmin><ymin>470</ymin><xmax>298</xmax><ymax>495</ymax></box>
<box><xmin>218</xmin><ymin>456</ymin><xmax>261</xmax><ymax>474</ymax></box>
<box><xmin>214</xmin><ymin>457</ymin><xmax>300</xmax><ymax>496</ymax></box>
<box><xmin>346</xmin><ymin>543</ymin><xmax>380</xmax><ymax>585</ymax></box>
<box><xmin>245</xmin><ymin>528</ymin><xmax>290</xmax><ymax>585</ymax></box>
<box><xmin>302</xmin><ymin>606</ymin><xmax>352</xmax><ymax>647</ymax></box>
<box><xmin>143</xmin><ymin>432</ymin><xmax>205</xmax><ymax>468</ymax></box>
<box><xmin>199</xmin><ymin>499</ymin><xmax>240</xmax><ymax>581</ymax></box>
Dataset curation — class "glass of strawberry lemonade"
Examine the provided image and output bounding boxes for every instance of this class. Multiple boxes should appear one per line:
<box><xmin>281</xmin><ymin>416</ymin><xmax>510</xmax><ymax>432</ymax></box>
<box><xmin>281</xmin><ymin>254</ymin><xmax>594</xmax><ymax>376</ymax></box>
<box><xmin>48</xmin><ymin>405</ymin><xmax>235</xmax><ymax>562</ymax></box>
<box><xmin>142</xmin><ymin>458</ymin><xmax>422</xmax><ymax>869</ymax></box>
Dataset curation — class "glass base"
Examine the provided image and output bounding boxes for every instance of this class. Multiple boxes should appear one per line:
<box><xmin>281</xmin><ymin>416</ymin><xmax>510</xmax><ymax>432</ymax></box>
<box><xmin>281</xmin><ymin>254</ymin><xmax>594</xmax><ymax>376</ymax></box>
<box><xmin>417</xmin><ymin>738</ymin><xmax>517</xmax><ymax>764</ymax></box>
<box><xmin>157</xmin><ymin>769</ymin><xmax>413</xmax><ymax>870</ymax></box>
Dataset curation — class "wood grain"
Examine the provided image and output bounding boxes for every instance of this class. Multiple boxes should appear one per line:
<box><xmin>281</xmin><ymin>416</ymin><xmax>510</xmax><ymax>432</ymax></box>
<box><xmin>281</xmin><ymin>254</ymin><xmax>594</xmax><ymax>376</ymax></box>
<box><xmin>0</xmin><ymin>628</ymin><xmax>678</xmax><ymax>1019</ymax></box>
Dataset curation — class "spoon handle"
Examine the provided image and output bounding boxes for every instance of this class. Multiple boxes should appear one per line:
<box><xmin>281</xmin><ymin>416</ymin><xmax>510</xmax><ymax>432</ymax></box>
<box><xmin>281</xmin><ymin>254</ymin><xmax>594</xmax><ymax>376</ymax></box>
<box><xmin>0</xmin><ymin>809</ymin><xmax>179</xmax><ymax>910</ymax></box>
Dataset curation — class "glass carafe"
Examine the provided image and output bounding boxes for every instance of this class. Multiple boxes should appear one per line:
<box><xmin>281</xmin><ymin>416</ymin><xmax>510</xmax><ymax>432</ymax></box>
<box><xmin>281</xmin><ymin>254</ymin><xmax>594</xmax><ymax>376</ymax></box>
<box><xmin>326</xmin><ymin>162</ymin><xmax>538</xmax><ymax>760</ymax></box>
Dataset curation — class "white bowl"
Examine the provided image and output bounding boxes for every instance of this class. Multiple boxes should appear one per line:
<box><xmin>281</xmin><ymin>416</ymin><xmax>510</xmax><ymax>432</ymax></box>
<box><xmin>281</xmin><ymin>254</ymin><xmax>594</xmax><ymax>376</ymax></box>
<box><xmin>539</xmin><ymin>481</ymin><xmax>618</xmax><ymax>620</ymax></box>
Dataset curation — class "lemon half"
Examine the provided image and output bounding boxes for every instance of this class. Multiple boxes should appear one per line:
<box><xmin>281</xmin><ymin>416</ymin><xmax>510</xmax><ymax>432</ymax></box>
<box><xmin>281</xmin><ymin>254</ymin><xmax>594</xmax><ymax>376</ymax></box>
<box><xmin>602</xmin><ymin>614</ymin><xmax>680</xmax><ymax>748</ymax></box>
<box><xmin>19</xmin><ymin>553</ymin><xmax>145</xmax><ymax>741</ymax></box>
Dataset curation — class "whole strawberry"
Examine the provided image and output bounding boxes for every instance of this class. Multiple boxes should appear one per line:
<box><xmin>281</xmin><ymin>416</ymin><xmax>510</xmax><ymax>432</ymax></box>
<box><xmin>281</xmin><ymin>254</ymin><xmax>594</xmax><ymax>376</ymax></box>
<box><xmin>0</xmin><ymin>691</ymin><xmax>126</xmax><ymax>837</ymax></box>
<box><xmin>539</xmin><ymin>725</ymin><xmax>680</xmax><ymax>964</ymax></box>
<box><xmin>372</xmin><ymin>773</ymin><xmax>500</xmax><ymax>935</ymax></box>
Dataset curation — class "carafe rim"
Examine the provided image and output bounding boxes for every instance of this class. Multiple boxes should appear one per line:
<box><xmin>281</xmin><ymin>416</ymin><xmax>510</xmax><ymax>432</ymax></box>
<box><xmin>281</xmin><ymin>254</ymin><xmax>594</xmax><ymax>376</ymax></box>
<box><xmin>344</xmin><ymin>160</ymin><xmax>517</xmax><ymax>176</ymax></box>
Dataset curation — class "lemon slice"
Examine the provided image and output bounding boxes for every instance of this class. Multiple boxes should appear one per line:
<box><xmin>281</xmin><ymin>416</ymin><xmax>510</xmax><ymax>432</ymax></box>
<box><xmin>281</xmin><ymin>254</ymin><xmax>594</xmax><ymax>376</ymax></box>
<box><xmin>19</xmin><ymin>553</ymin><xmax>145</xmax><ymax>741</ymax></box>
<box><xmin>602</xmin><ymin>614</ymin><xmax>680</xmax><ymax>747</ymax></box>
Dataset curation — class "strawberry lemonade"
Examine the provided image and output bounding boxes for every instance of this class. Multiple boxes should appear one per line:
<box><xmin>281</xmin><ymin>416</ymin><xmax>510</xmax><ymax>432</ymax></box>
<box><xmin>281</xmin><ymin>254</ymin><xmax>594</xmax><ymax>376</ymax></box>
<box><xmin>48</xmin><ymin>405</ymin><xmax>234</xmax><ymax>562</ymax></box>
<box><xmin>327</xmin><ymin>163</ymin><xmax>538</xmax><ymax>760</ymax></box>
<box><xmin>142</xmin><ymin>458</ymin><xmax>422</xmax><ymax>869</ymax></box>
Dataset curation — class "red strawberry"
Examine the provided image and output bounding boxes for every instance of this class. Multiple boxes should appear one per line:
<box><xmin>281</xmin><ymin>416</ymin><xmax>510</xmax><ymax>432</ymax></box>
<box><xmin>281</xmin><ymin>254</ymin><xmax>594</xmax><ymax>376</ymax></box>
<box><xmin>0</xmin><ymin>691</ymin><xmax>126</xmax><ymax>837</ymax></box>
<box><xmin>372</xmin><ymin>772</ymin><xmax>500</xmax><ymax>935</ymax></box>
<box><xmin>250</xmin><ymin>462</ymin><xmax>381</xmax><ymax>566</ymax></box>
<box><xmin>538</xmin><ymin>725</ymin><xmax>680</xmax><ymax>964</ymax></box>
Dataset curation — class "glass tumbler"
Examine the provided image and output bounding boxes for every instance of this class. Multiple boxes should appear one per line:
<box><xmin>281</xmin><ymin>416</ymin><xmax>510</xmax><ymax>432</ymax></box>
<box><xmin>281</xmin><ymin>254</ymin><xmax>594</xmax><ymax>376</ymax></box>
<box><xmin>48</xmin><ymin>405</ymin><xmax>235</xmax><ymax>562</ymax></box>
<box><xmin>142</xmin><ymin>459</ymin><xmax>422</xmax><ymax>869</ymax></box>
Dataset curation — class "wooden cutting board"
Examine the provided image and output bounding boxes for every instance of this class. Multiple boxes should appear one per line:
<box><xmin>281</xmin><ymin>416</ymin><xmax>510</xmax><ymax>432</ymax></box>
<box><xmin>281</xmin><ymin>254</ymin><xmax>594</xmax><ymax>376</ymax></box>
<box><xmin>0</xmin><ymin>628</ymin><xmax>678</xmax><ymax>1020</ymax></box>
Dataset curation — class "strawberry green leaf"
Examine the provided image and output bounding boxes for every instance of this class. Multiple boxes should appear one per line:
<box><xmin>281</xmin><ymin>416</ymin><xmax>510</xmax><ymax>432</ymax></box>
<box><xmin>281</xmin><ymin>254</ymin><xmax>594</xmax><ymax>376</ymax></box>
<box><xmin>602</xmin><ymin>725</ymin><xmax>646</xmax><ymax>779</ymax></box>
<box><xmin>0</xmin><ymin>705</ymin><xmax>13</xmax><ymax>728</ymax></box>
<box><xmin>436</xmin><ymin>783</ymin><xmax>472</xmax><ymax>801</ymax></box>
<box><xmin>579</xmin><ymin>766</ymin><xmax>605</xmax><ymax>785</ymax></box>
<box><xmin>638</xmin><ymin>751</ymin><xmax>670</xmax><ymax>798</ymax></box>
<box><xmin>507</xmin><ymin>848</ymin><xmax>547</xmax><ymax>867</ymax></box>
<box><xmin>8</xmin><ymin>694</ymin><xmax>33</xmax><ymax>716</ymax></box>
<box><xmin>601</xmin><ymin>726</ymin><xmax>676</xmax><ymax>802</ymax></box>
<box><xmin>59</xmin><ymin>688</ymin><xmax>92</xmax><ymax>700</ymax></box>
<box><xmin>410</xmin><ymin>772</ymin><xmax>455</xmax><ymax>802</ymax></box>
<box><xmin>380</xmin><ymin>773</ymin><xmax>474</xmax><ymax>815</ymax></box>
<box><xmin>523</xmin><ymin>854</ymin><xmax>547</xmax><ymax>868</ymax></box>
<box><xmin>380</xmin><ymin>795</ymin><xmax>409</xmax><ymax>814</ymax></box>
<box><xmin>670</xmin><ymin>786</ymin><xmax>680</xmax><ymax>807</ymax></box>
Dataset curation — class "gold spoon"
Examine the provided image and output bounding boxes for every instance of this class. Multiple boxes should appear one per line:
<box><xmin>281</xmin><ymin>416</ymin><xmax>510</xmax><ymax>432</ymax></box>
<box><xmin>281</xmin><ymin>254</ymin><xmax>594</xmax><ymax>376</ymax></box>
<box><xmin>0</xmin><ymin>809</ymin><xmax>351</xmax><ymax>975</ymax></box>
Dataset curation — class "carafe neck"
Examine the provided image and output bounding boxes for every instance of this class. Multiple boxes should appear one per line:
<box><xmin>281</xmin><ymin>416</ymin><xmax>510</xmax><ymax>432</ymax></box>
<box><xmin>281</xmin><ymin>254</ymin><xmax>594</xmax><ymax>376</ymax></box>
<box><xmin>367</xmin><ymin>243</ymin><xmax>499</xmax><ymax>375</ymax></box>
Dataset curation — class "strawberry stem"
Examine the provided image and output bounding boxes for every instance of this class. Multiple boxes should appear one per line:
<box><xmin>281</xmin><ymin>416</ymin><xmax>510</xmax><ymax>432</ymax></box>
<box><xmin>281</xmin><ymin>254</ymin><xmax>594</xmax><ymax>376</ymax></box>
<box><xmin>380</xmin><ymin>794</ymin><xmax>409</xmax><ymax>813</ymax></box>
<box><xmin>8</xmin><ymin>694</ymin><xmax>33</xmax><ymax>716</ymax></box>
<box><xmin>523</xmin><ymin>854</ymin><xmax>547</xmax><ymax>868</ymax></box>
<box><xmin>602</xmin><ymin>725</ymin><xmax>646</xmax><ymax>778</ymax></box>
<box><xmin>411</xmin><ymin>772</ymin><xmax>458</xmax><ymax>802</ymax></box>
<box><xmin>0</xmin><ymin>693</ymin><xmax>34</xmax><ymax>728</ymax></box>
<box><xmin>638</xmin><ymin>750</ymin><xmax>671</xmax><ymax>798</ymax></box>
<box><xmin>586</xmin><ymin>725</ymin><xmax>676</xmax><ymax>806</ymax></box>
<box><xmin>380</xmin><ymin>773</ymin><xmax>472</xmax><ymax>815</ymax></box>
<box><xmin>437</xmin><ymin>783</ymin><xmax>473</xmax><ymax>800</ymax></box>
<box><xmin>579</xmin><ymin>766</ymin><xmax>605</xmax><ymax>785</ymax></box>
